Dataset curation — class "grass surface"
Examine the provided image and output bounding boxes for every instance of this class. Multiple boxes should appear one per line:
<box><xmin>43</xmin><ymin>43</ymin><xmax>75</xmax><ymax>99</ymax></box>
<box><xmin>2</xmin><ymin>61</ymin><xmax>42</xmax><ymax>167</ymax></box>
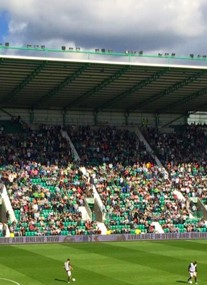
<box><xmin>0</xmin><ymin>239</ymin><xmax>206</xmax><ymax>285</ymax></box>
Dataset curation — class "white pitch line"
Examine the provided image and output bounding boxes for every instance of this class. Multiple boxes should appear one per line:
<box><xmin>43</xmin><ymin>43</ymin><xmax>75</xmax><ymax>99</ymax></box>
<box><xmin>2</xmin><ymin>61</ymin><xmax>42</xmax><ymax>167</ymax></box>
<box><xmin>0</xmin><ymin>278</ymin><xmax>21</xmax><ymax>285</ymax></box>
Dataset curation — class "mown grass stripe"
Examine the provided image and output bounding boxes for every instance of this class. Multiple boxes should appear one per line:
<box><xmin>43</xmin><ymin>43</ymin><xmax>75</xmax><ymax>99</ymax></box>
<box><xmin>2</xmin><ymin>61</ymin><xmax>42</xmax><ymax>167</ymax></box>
<box><xmin>0</xmin><ymin>240</ymin><xmax>206</xmax><ymax>285</ymax></box>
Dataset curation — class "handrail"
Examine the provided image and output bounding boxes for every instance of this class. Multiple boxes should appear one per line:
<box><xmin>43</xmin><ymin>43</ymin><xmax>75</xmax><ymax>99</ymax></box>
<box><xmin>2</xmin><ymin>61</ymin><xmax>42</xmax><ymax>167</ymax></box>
<box><xmin>1</xmin><ymin>44</ymin><xmax>207</xmax><ymax>65</ymax></box>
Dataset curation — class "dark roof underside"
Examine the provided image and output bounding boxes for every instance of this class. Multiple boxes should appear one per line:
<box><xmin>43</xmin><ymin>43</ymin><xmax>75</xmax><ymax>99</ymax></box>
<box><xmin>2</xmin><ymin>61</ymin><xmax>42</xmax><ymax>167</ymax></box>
<box><xmin>1</xmin><ymin>56</ymin><xmax>207</xmax><ymax>114</ymax></box>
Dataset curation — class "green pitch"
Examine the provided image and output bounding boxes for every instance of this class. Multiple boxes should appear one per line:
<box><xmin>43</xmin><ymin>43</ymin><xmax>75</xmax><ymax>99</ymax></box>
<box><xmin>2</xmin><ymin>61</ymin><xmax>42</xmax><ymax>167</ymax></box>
<box><xmin>0</xmin><ymin>239</ymin><xmax>207</xmax><ymax>285</ymax></box>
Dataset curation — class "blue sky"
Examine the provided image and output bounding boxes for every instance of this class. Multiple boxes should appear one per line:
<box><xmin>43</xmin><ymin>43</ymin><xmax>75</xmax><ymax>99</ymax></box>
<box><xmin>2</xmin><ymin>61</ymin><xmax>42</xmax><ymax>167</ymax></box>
<box><xmin>0</xmin><ymin>11</ymin><xmax>9</xmax><ymax>43</ymax></box>
<box><xmin>0</xmin><ymin>0</ymin><xmax>207</xmax><ymax>57</ymax></box>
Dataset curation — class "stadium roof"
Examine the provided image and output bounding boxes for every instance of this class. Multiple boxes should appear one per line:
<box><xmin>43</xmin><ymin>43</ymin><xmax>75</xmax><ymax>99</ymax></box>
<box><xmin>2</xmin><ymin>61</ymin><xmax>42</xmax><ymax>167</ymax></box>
<box><xmin>1</xmin><ymin>53</ymin><xmax>207</xmax><ymax>114</ymax></box>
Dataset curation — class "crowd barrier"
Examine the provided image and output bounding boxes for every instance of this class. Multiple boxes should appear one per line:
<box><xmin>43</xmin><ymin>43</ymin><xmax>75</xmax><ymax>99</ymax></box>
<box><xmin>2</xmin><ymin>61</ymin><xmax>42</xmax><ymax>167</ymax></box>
<box><xmin>0</xmin><ymin>232</ymin><xmax>207</xmax><ymax>244</ymax></box>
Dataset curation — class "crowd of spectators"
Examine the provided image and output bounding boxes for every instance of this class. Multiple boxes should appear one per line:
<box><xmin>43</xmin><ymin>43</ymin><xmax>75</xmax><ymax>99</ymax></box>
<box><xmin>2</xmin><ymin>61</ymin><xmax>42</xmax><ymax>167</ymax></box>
<box><xmin>0</xmin><ymin>122</ymin><xmax>207</xmax><ymax>236</ymax></box>
<box><xmin>144</xmin><ymin>124</ymin><xmax>207</xmax><ymax>199</ymax></box>
<box><xmin>67</xmin><ymin>125</ymin><xmax>207</xmax><ymax>234</ymax></box>
<box><xmin>68</xmin><ymin>126</ymin><xmax>206</xmax><ymax>233</ymax></box>
<box><xmin>0</xmin><ymin>125</ymin><xmax>100</xmax><ymax>236</ymax></box>
<box><xmin>66</xmin><ymin>126</ymin><xmax>152</xmax><ymax>166</ymax></box>
<box><xmin>141</xmin><ymin>124</ymin><xmax>207</xmax><ymax>232</ymax></box>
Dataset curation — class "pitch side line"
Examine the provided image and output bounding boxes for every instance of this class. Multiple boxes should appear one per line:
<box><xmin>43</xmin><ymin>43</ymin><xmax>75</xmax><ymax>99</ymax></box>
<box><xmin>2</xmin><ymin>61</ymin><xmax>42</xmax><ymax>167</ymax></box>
<box><xmin>0</xmin><ymin>278</ymin><xmax>21</xmax><ymax>285</ymax></box>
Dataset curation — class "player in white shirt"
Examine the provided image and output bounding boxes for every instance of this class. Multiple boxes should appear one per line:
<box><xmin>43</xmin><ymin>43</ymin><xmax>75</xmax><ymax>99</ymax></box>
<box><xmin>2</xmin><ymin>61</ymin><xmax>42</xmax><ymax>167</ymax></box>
<box><xmin>64</xmin><ymin>258</ymin><xmax>72</xmax><ymax>283</ymax></box>
<box><xmin>188</xmin><ymin>261</ymin><xmax>198</xmax><ymax>284</ymax></box>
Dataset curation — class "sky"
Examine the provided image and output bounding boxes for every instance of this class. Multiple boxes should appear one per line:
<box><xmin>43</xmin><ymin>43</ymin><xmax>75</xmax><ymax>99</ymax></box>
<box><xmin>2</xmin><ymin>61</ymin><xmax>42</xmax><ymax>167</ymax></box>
<box><xmin>0</xmin><ymin>0</ymin><xmax>207</xmax><ymax>59</ymax></box>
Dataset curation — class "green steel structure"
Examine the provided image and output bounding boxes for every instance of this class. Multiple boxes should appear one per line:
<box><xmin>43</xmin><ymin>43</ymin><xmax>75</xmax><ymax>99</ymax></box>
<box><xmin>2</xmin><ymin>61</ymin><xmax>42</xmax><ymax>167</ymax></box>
<box><xmin>0</xmin><ymin>44</ymin><xmax>207</xmax><ymax>115</ymax></box>
<box><xmin>1</xmin><ymin>44</ymin><xmax>207</xmax><ymax>63</ymax></box>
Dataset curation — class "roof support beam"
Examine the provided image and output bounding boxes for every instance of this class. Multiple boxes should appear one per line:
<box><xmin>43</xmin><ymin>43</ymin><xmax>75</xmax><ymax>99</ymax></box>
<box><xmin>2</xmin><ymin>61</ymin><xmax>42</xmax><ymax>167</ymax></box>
<box><xmin>1</xmin><ymin>61</ymin><xmax>47</xmax><ymax>105</ymax></box>
<box><xmin>156</xmin><ymin>85</ymin><xmax>207</xmax><ymax>114</ymax></box>
<box><xmin>160</xmin><ymin>113</ymin><xmax>188</xmax><ymax>128</ymax></box>
<box><xmin>64</xmin><ymin>65</ymin><xmax>130</xmax><ymax>110</ymax></box>
<box><xmin>96</xmin><ymin>68</ymin><xmax>169</xmax><ymax>111</ymax></box>
<box><xmin>32</xmin><ymin>63</ymin><xmax>90</xmax><ymax>109</ymax></box>
<box><xmin>128</xmin><ymin>70</ymin><xmax>207</xmax><ymax>112</ymax></box>
<box><xmin>0</xmin><ymin>107</ymin><xmax>14</xmax><ymax>118</ymax></box>
<box><xmin>186</xmin><ymin>90</ymin><xmax>207</xmax><ymax>113</ymax></box>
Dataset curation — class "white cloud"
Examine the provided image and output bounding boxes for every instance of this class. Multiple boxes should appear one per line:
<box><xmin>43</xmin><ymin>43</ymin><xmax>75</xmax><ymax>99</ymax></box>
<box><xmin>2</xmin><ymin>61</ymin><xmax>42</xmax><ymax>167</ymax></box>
<box><xmin>8</xmin><ymin>21</ymin><xmax>27</xmax><ymax>33</ymax></box>
<box><xmin>0</xmin><ymin>0</ymin><xmax>207</xmax><ymax>55</ymax></box>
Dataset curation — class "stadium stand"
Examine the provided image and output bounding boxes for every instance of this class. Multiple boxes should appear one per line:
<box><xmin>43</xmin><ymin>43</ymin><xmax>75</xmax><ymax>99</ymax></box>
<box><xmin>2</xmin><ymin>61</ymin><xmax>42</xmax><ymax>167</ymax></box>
<box><xmin>0</xmin><ymin>125</ymin><xmax>101</xmax><ymax>236</ymax></box>
<box><xmin>1</xmin><ymin>121</ymin><xmax>206</xmax><ymax>237</ymax></box>
<box><xmin>1</xmin><ymin>55</ymin><xmax>207</xmax><ymax>238</ymax></box>
<box><xmin>67</xmin><ymin>125</ymin><xmax>205</xmax><ymax>234</ymax></box>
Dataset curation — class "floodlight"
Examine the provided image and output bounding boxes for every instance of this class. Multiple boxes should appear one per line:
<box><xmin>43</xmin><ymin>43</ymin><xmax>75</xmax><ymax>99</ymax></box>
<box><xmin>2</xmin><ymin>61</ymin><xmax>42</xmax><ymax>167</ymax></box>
<box><xmin>62</xmin><ymin>46</ymin><xmax>66</xmax><ymax>51</ymax></box>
